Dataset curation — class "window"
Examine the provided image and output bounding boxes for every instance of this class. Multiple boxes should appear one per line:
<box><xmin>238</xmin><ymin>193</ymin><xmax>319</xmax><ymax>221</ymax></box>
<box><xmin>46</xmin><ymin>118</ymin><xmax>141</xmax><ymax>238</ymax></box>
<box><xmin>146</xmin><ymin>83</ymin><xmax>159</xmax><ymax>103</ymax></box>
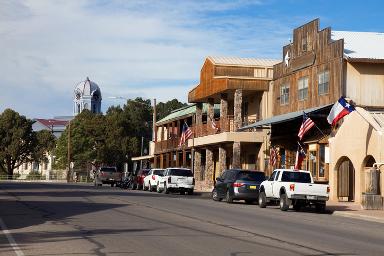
<box><xmin>268</xmin><ymin>171</ymin><xmax>277</xmax><ymax>181</ymax></box>
<box><xmin>298</xmin><ymin>77</ymin><xmax>309</xmax><ymax>101</ymax></box>
<box><xmin>237</xmin><ymin>171</ymin><xmax>265</xmax><ymax>182</ymax></box>
<box><xmin>169</xmin><ymin>168</ymin><xmax>193</xmax><ymax>177</ymax></box>
<box><xmin>319</xmin><ymin>145</ymin><xmax>325</xmax><ymax>177</ymax></box>
<box><xmin>275</xmin><ymin>171</ymin><xmax>280</xmax><ymax>181</ymax></box>
<box><xmin>280</xmin><ymin>84</ymin><xmax>290</xmax><ymax>105</ymax></box>
<box><xmin>281</xmin><ymin>171</ymin><xmax>311</xmax><ymax>183</ymax></box>
<box><xmin>302</xmin><ymin>37</ymin><xmax>308</xmax><ymax>52</ymax></box>
<box><xmin>318</xmin><ymin>71</ymin><xmax>329</xmax><ymax>95</ymax></box>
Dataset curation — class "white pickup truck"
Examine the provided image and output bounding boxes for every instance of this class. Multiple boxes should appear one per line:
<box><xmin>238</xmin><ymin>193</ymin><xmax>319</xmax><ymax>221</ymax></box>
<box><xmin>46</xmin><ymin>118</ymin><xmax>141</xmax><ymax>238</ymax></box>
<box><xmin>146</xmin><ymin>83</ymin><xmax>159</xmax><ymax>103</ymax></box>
<box><xmin>259</xmin><ymin>169</ymin><xmax>329</xmax><ymax>212</ymax></box>
<box><xmin>157</xmin><ymin>168</ymin><xmax>195</xmax><ymax>195</ymax></box>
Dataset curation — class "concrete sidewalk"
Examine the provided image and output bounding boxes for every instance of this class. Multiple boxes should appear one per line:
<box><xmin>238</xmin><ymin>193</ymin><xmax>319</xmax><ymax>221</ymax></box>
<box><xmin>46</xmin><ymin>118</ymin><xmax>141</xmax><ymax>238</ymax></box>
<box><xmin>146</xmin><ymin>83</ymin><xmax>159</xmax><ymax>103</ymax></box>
<box><xmin>194</xmin><ymin>190</ymin><xmax>384</xmax><ymax>223</ymax></box>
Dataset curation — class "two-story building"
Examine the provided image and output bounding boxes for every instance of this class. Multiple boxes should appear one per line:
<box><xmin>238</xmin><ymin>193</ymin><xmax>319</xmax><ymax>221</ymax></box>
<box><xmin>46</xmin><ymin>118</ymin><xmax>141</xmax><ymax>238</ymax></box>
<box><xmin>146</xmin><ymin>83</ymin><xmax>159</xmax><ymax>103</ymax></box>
<box><xmin>241</xmin><ymin>19</ymin><xmax>384</xmax><ymax>205</ymax></box>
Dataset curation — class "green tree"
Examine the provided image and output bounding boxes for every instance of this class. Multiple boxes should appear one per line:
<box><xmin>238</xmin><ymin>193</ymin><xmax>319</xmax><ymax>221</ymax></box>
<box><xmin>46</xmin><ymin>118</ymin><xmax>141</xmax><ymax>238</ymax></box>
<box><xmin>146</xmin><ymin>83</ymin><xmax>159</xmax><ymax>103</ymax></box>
<box><xmin>32</xmin><ymin>130</ymin><xmax>56</xmax><ymax>163</ymax></box>
<box><xmin>0</xmin><ymin>109</ymin><xmax>35</xmax><ymax>178</ymax></box>
<box><xmin>156</xmin><ymin>99</ymin><xmax>188</xmax><ymax>120</ymax></box>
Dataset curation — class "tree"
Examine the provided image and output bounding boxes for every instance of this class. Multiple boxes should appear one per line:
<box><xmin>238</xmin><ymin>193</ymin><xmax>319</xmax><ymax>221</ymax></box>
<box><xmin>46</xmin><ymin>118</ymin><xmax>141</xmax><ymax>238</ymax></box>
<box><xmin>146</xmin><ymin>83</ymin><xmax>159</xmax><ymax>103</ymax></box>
<box><xmin>32</xmin><ymin>130</ymin><xmax>56</xmax><ymax>163</ymax></box>
<box><xmin>0</xmin><ymin>109</ymin><xmax>35</xmax><ymax>178</ymax></box>
<box><xmin>156</xmin><ymin>99</ymin><xmax>188</xmax><ymax>120</ymax></box>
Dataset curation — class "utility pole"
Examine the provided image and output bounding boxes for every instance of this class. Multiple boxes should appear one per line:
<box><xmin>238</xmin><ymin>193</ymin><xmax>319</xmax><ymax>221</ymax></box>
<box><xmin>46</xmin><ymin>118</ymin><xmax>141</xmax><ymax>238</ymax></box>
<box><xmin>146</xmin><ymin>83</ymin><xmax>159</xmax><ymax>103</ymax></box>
<box><xmin>153</xmin><ymin>98</ymin><xmax>157</xmax><ymax>142</ymax></box>
<box><xmin>66</xmin><ymin>120</ymin><xmax>71</xmax><ymax>182</ymax></box>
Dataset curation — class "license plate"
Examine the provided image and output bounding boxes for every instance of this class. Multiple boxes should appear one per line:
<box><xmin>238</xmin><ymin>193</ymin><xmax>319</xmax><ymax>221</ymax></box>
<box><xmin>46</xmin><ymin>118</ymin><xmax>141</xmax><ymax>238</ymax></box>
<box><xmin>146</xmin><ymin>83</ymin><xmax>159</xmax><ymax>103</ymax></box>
<box><xmin>249</xmin><ymin>185</ymin><xmax>257</xmax><ymax>190</ymax></box>
<box><xmin>307</xmin><ymin>195</ymin><xmax>316</xmax><ymax>200</ymax></box>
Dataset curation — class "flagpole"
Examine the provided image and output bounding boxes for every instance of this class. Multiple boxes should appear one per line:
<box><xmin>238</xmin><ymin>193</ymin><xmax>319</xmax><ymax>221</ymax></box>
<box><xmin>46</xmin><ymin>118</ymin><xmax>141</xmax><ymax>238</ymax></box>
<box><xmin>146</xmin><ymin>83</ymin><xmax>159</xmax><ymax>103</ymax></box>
<box><xmin>305</xmin><ymin>111</ymin><xmax>326</xmax><ymax>137</ymax></box>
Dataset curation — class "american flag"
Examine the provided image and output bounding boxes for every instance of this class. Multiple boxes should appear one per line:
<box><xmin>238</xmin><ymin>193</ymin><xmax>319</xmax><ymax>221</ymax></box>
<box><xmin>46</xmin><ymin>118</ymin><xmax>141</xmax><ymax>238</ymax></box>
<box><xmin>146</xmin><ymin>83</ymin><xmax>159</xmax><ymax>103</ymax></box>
<box><xmin>269</xmin><ymin>147</ymin><xmax>276</xmax><ymax>167</ymax></box>
<box><xmin>298</xmin><ymin>112</ymin><xmax>315</xmax><ymax>140</ymax></box>
<box><xmin>178</xmin><ymin>122</ymin><xmax>193</xmax><ymax>147</ymax></box>
<box><xmin>211</xmin><ymin>117</ymin><xmax>218</xmax><ymax>132</ymax></box>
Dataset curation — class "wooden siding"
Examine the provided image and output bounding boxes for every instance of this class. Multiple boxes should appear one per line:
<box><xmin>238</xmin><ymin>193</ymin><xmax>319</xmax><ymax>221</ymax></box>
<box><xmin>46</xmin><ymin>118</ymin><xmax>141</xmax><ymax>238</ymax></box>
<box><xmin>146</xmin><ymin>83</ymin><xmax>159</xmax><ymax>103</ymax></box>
<box><xmin>273</xmin><ymin>19</ymin><xmax>345</xmax><ymax>115</ymax></box>
<box><xmin>189</xmin><ymin>58</ymin><xmax>273</xmax><ymax>103</ymax></box>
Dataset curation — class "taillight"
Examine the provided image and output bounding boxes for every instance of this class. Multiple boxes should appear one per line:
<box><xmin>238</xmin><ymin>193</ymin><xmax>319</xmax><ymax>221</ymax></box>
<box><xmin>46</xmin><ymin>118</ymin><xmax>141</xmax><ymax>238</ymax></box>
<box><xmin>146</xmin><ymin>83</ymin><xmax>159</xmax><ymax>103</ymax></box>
<box><xmin>232</xmin><ymin>182</ymin><xmax>245</xmax><ymax>187</ymax></box>
<box><xmin>327</xmin><ymin>186</ymin><xmax>330</xmax><ymax>193</ymax></box>
<box><xmin>290</xmin><ymin>184</ymin><xmax>295</xmax><ymax>191</ymax></box>
<box><xmin>152</xmin><ymin>175</ymin><xmax>155</xmax><ymax>180</ymax></box>
<box><xmin>168</xmin><ymin>177</ymin><xmax>172</xmax><ymax>183</ymax></box>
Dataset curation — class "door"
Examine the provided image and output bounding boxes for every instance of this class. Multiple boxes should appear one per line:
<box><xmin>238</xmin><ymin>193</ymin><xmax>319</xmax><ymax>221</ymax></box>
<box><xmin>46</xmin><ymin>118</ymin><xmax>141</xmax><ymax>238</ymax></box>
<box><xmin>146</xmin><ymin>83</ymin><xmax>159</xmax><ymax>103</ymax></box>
<box><xmin>264</xmin><ymin>171</ymin><xmax>277</xmax><ymax>197</ymax></box>
<box><xmin>337</xmin><ymin>159</ymin><xmax>355</xmax><ymax>202</ymax></box>
<box><xmin>272</xmin><ymin>171</ymin><xmax>281</xmax><ymax>198</ymax></box>
<box><xmin>216</xmin><ymin>171</ymin><xmax>228</xmax><ymax>197</ymax></box>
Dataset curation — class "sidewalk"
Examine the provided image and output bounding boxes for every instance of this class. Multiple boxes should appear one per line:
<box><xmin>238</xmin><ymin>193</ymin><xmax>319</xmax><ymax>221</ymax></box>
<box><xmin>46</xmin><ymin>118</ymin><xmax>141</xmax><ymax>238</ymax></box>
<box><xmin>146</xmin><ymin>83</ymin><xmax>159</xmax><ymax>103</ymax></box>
<box><xmin>194</xmin><ymin>190</ymin><xmax>384</xmax><ymax>223</ymax></box>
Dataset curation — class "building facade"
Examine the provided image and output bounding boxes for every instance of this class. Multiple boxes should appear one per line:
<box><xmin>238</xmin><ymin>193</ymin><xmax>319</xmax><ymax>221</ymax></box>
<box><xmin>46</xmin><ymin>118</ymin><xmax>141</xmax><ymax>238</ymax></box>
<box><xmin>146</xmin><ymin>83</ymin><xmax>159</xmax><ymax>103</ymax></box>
<box><xmin>73</xmin><ymin>77</ymin><xmax>102</xmax><ymax>115</ymax></box>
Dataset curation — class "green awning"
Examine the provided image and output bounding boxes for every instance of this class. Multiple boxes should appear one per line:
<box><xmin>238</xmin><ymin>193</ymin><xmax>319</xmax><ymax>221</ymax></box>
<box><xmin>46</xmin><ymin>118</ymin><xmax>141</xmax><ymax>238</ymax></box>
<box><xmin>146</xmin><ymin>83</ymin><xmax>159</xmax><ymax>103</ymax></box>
<box><xmin>157</xmin><ymin>103</ymin><xmax>220</xmax><ymax>126</ymax></box>
<box><xmin>239</xmin><ymin>104</ymin><xmax>332</xmax><ymax>131</ymax></box>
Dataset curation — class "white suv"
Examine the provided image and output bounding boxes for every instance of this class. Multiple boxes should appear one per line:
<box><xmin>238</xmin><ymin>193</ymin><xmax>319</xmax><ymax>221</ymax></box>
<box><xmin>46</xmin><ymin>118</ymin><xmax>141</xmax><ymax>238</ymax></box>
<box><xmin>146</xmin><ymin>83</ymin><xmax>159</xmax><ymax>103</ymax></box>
<box><xmin>143</xmin><ymin>169</ymin><xmax>165</xmax><ymax>192</ymax></box>
<box><xmin>158</xmin><ymin>168</ymin><xmax>194</xmax><ymax>195</ymax></box>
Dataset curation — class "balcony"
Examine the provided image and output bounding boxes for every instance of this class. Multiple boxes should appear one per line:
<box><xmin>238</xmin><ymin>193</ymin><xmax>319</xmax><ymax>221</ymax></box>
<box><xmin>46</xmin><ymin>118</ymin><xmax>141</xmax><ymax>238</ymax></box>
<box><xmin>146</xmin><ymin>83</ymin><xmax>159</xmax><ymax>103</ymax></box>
<box><xmin>154</xmin><ymin>115</ymin><xmax>261</xmax><ymax>154</ymax></box>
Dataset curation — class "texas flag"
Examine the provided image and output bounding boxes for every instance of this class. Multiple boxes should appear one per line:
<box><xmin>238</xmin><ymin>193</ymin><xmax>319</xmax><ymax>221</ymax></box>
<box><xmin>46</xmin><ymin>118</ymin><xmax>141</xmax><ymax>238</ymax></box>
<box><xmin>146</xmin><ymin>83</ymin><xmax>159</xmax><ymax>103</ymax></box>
<box><xmin>327</xmin><ymin>97</ymin><xmax>355</xmax><ymax>126</ymax></box>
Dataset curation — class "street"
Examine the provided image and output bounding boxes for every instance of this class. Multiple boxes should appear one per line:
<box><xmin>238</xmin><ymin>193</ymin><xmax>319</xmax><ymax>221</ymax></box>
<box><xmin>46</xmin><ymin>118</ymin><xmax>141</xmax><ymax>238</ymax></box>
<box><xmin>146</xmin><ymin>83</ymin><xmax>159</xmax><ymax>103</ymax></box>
<box><xmin>1</xmin><ymin>182</ymin><xmax>383</xmax><ymax>256</ymax></box>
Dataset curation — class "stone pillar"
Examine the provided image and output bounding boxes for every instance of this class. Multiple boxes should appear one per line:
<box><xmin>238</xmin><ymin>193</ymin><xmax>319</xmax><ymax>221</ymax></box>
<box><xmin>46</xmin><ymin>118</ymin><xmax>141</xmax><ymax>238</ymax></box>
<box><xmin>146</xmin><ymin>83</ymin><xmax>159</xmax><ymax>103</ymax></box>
<box><xmin>182</xmin><ymin>149</ymin><xmax>186</xmax><ymax>167</ymax></box>
<box><xmin>219</xmin><ymin>146</ymin><xmax>227</xmax><ymax>175</ymax></box>
<box><xmin>194</xmin><ymin>149</ymin><xmax>202</xmax><ymax>181</ymax></box>
<box><xmin>208</xmin><ymin>98</ymin><xmax>215</xmax><ymax>135</ymax></box>
<box><xmin>234</xmin><ymin>89</ymin><xmax>243</xmax><ymax>130</ymax></box>
<box><xmin>161</xmin><ymin>125</ymin><xmax>165</xmax><ymax>141</ymax></box>
<box><xmin>232</xmin><ymin>142</ymin><xmax>241</xmax><ymax>169</ymax></box>
<box><xmin>196</xmin><ymin>103</ymin><xmax>203</xmax><ymax>137</ymax></box>
<box><xmin>220</xmin><ymin>93</ymin><xmax>228</xmax><ymax>132</ymax></box>
<box><xmin>205</xmin><ymin>148</ymin><xmax>214</xmax><ymax>187</ymax></box>
<box><xmin>176</xmin><ymin>151</ymin><xmax>180</xmax><ymax>167</ymax></box>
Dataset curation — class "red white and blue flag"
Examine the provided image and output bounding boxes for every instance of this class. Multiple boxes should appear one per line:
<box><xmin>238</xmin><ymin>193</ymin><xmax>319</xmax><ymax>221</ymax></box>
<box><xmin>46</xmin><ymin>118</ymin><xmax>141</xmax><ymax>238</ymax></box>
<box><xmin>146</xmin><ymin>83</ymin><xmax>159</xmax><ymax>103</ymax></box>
<box><xmin>327</xmin><ymin>97</ymin><xmax>355</xmax><ymax>126</ymax></box>
<box><xmin>178</xmin><ymin>122</ymin><xmax>193</xmax><ymax>147</ymax></box>
<box><xmin>210</xmin><ymin>117</ymin><xmax>218</xmax><ymax>132</ymax></box>
<box><xmin>294</xmin><ymin>142</ymin><xmax>306</xmax><ymax>170</ymax></box>
<box><xmin>298</xmin><ymin>112</ymin><xmax>315</xmax><ymax>140</ymax></box>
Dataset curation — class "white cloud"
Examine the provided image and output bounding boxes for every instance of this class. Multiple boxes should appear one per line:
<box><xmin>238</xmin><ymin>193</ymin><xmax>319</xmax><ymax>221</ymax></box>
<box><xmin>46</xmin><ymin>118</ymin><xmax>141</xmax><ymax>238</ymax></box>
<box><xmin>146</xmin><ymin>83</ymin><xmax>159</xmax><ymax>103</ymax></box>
<box><xmin>0</xmin><ymin>0</ymin><xmax>290</xmax><ymax>118</ymax></box>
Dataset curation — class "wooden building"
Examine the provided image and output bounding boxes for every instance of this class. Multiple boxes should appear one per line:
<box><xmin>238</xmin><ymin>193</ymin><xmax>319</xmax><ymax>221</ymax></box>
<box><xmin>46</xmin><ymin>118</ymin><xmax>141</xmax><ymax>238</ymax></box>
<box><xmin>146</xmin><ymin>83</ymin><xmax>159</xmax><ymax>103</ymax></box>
<box><xmin>241</xmin><ymin>19</ymin><xmax>384</xmax><ymax>205</ymax></box>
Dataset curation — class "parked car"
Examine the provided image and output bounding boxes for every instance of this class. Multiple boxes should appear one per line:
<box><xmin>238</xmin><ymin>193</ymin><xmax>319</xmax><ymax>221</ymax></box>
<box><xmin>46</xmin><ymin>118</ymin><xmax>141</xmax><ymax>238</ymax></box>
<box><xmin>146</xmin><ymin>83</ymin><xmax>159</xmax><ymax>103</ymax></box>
<box><xmin>132</xmin><ymin>169</ymin><xmax>150</xmax><ymax>190</ymax></box>
<box><xmin>94</xmin><ymin>166</ymin><xmax>122</xmax><ymax>187</ymax></box>
<box><xmin>212</xmin><ymin>169</ymin><xmax>265</xmax><ymax>204</ymax></box>
<box><xmin>157</xmin><ymin>168</ymin><xmax>194</xmax><ymax>195</ymax></box>
<box><xmin>259</xmin><ymin>169</ymin><xmax>329</xmax><ymax>211</ymax></box>
<box><xmin>143</xmin><ymin>169</ymin><xmax>165</xmax><ymax>191</ymax></box>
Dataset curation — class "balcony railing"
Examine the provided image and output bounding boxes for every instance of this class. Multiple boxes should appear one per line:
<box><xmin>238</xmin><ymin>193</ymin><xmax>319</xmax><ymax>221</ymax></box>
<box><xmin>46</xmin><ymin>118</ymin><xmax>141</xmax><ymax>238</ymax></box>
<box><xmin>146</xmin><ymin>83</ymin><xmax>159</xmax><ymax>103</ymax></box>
<box><xmin>154</xmin><ymin>115</ymin><xmax>261</xmax><ymax>153</ymax></box>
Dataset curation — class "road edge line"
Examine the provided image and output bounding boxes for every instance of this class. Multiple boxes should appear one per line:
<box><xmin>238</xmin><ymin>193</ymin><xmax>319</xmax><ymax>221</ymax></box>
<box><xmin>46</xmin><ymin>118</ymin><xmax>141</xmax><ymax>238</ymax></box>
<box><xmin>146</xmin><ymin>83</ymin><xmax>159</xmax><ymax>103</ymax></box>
<box><xmin>0</xmin><ymin>217</ymin><xmax>24</xmax><ymax>256</ymax></box>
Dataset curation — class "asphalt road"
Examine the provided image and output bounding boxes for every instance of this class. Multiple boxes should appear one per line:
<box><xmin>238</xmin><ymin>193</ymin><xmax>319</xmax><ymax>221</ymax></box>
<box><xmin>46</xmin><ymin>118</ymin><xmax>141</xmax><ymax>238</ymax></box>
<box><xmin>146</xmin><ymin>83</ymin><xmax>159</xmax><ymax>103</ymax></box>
<box><xmin>1</xmin><ymin>182</ymin><xmax>383</xmax><ymax>256</ymax></box>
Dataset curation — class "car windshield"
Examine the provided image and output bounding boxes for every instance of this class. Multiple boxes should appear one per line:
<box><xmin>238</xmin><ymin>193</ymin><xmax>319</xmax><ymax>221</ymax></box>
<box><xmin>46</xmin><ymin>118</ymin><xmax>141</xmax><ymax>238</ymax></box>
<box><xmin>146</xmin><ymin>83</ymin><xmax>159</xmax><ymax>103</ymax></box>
<box><xmin>140</xmin><ymin>170</ymin><xmax>150</xmax><ymax>175</ymax></box>
<box><xmin>169</xmin><ymin>169</ymin><xmax>193</xmax><ymax>177</ymax></box>
<box><xmin>100</xmin><ymin>167</ymin><xmax>116</xmax><ymax>172</ymax></box>
<box><xmin>153</xmin><ymin>169</ymin><xmax>164</xmax><ymax>176</ymax></box>
<box><xmin>281</xmin><ymin>171</ymin><xmax>311</xmax><ymax>183</ymax></box>
<box><xmin>237</xmin><ymin>171</ymin><xmax>265</xmax><ymax>182</ymax></box>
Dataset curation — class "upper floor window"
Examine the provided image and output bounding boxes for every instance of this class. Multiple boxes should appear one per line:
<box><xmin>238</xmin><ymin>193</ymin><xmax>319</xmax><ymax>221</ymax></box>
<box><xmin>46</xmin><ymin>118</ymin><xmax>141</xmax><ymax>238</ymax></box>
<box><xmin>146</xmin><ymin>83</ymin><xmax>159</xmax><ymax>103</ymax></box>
<box><xmin>298</xmin><ymin>77</ymin><xmax>309</xmax><ymax>101</ymax></box>
<box><xmin>280</xmin><ymin>84</ymin><xmax>290</xmax><ymax>105</ymax></box>
<box><xmin>318</xmin><ymin>71</ymin><xmax>329</xmax><ymax>95</ymax></box>
<box><xmin>302</xmin><ymin>37</ymin><xmax>308</xmax><ymax>52</ymax></box>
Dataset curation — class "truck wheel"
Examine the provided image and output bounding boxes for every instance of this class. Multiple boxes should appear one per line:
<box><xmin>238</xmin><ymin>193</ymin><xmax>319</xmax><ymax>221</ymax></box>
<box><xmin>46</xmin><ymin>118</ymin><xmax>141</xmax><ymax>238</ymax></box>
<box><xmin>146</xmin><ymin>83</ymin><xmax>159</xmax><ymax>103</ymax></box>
<box><xmin>258</xmin><ymin>192</ymin><xmax>267</xmax><ymax>208</ymax></box>
<box><xmin>226</xmin><ymin>190</ymin><xmax>233</xmax><ymax>203</ymax></box>
<box><xmin>212</xmin><ymin>188</ymin><xmax>220</xmax><ymax>201</ymax></box>
<box><xmin>163</xmin><ymin>182</ymin><xmax>169</xmax><ymax>194</ymax></box>
<box><xmin>280</xmin><ymin>194</ymin><xmax>290</xmax><ymax>211</ymax></box>
<box><xmin>315</xmin><ymin>203</ymin><xmax>326</xmax><ymax>213</ymax></box>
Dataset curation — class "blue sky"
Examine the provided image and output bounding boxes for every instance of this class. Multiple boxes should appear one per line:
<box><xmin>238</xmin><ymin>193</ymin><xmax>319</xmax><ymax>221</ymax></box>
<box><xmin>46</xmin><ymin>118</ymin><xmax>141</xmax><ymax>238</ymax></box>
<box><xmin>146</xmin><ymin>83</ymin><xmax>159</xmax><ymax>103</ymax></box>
<box><xmin>1</xmin><ymin>0</ymin><xmax>383</xmax><ymax>118</ymax></box>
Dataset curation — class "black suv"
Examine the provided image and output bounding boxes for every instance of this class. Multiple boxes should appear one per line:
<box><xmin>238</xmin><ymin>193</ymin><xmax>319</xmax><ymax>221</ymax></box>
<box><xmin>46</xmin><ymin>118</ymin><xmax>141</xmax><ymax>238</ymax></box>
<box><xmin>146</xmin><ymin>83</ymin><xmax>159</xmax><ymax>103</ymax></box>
<box><xmin>212</xmin><ymin>169</ymin><xmax>265</xmax><ymax>204</ymax></box>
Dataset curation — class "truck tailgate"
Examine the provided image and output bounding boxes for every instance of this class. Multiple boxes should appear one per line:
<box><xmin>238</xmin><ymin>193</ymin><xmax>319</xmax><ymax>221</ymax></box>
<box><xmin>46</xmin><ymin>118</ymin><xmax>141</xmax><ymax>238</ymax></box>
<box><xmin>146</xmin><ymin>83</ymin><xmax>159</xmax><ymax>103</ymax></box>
<box><xmin>294</xmin><ymin>183</ymin><xmax>328</xmax><ymax>196</ymax></box>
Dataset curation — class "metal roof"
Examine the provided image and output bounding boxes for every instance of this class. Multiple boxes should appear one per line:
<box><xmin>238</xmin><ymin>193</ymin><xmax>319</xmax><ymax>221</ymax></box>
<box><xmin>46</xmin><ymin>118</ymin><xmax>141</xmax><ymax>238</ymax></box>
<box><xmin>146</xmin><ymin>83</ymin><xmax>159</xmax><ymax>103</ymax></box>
<box><xmin>331</xmin><ymin>31</ymin><xmax>384</xmax><ymax>60</ymax></box>
<box><xmin>208</xmin><ymin>56</ymin><xmax>279</xmax><ymax>67</ymax></box>
<box><xmin>239</xmin><ymin>104</ymin><xmax>332</xmax><ymax>131</ymax></box>
<box><xmin>156</xmin><ymin>104</ymin><xmax>220</xmax><ymax>126</ymax></box>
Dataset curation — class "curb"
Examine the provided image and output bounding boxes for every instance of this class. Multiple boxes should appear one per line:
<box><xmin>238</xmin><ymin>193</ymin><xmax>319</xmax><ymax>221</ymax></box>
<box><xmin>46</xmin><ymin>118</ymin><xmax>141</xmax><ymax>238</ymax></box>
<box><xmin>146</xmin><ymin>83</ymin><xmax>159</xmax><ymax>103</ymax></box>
<box><xmin>332</xmin><ymin>211</ymin><xmax>384</xmax><ymax>224</ymax></box>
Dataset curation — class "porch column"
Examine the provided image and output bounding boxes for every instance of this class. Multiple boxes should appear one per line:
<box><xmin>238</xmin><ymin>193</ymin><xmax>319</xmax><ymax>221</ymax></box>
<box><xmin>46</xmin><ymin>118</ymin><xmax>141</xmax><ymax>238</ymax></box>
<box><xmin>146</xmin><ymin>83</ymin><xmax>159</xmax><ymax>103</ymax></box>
<box><xmin>161</xmin><ymin>125</ymin><xmax>165</xmax><ymax>141</ymax></box>
<box><xmin>176</xmin><ymin>151</ymin><xmax>180</xmax><ymax>167</ymax></box>
<box><xmin>234</xmin><ymin>89</ymin><xmax>243</xmax><ymax>130</ymax></box>
<box><xmin>208</xmin><ymin>98</ymin><xmax>215</xmax><ymax>135</ymax></box>
<box><xmin>220</xmin><ymin>93</ymin><xmax>228</xmax><ymax>132</ymax></box>
<box><xmin>194</xmin><ymin>149</ymin><xmax>202</xmax><ymax>181</ymax></box>
<box><xmin>154</xmin><ymin>155</ymin><xmax>158</xmax><ymax>168</ymax></box>
<box><xmin>160</xmin><ymin>154</ymin><xmax>164</xmax><ymax>169</ymax></box>
<box><xmin>205</xmin><ymin>148</ymin><xmax>214</xmax><ymax>187</ymax></box>
<box><xmin>232</xmin><ymin>142</ymin><xmax>241</xmax><ymax>169</ymax></box>
<box><xmin>165</xmin><ymin>153</ymin><xmax>170</xmax><ymax>168</ymax></box>
<box><xmin>196</xmin><ymin>103</ymin><xmax>203</xmax><ymax>137</ymax></box>
<box><xmin>219</xmin><ymin>146</ymin><xmax>227</xmax><ymax>175</ymax></box>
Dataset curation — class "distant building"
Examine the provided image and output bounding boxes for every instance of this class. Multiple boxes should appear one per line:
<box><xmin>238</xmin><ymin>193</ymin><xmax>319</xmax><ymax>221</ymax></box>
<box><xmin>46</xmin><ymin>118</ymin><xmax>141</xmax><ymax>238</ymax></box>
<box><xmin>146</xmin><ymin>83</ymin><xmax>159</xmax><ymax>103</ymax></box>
<box><xmin>33</xmin><ymin>117</ymin><xmax>72</xmax><ymax>138</ymax></box>
<box><xmin>73</xmin><ymin>77</ymin><xmax>102</xmax><ymax>115</ymax></box>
